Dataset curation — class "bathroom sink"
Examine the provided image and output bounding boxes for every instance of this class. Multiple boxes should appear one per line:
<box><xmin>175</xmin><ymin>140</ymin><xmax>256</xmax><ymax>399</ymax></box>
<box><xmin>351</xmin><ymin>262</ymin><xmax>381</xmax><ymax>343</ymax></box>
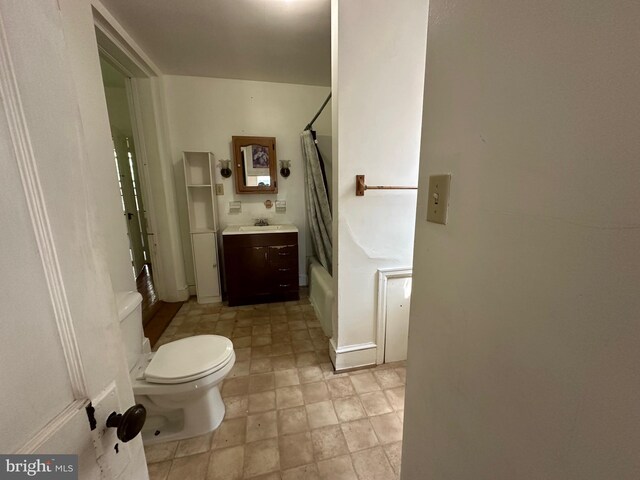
<box><xmin>223</xmin><ymin>224</ymin><xmax>298</xmax><ymax>235</ymax></box>
<box><xmin>238</xmin><ymin>225</ymin><xmax>283</xmax><ymax>232</ymax></box>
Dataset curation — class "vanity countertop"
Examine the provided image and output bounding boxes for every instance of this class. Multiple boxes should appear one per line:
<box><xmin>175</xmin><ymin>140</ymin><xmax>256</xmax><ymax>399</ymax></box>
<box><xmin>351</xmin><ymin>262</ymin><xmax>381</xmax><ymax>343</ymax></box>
<box><xmin>222</xmin><ymin>224</ymin><xmax>298</xmax><ymax>235</ymax></box>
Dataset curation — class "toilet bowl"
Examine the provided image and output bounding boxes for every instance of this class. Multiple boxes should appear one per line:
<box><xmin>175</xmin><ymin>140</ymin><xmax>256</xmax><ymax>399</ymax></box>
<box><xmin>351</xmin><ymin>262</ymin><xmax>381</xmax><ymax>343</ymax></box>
<box><xmin>116</xmin><ymin>291</ymin><xmax>235</xmax><ymax>445</ymax></box>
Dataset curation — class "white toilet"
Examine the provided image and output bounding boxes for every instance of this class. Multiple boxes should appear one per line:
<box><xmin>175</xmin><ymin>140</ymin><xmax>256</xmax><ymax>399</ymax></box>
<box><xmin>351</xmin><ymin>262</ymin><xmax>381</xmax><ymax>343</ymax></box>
<box><xmin>116</xmin><ymin>291</ymin><xmax>235</xmax><ymax>445</ymax></box>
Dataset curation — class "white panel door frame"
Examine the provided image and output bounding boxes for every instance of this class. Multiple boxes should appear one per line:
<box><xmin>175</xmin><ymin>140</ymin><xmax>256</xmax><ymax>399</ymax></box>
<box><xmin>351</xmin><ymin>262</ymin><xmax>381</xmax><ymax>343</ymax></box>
<box><xmin>376</xmin><ymin>267</ymin><xmax>413</xmax><ymax>365</ymax></box>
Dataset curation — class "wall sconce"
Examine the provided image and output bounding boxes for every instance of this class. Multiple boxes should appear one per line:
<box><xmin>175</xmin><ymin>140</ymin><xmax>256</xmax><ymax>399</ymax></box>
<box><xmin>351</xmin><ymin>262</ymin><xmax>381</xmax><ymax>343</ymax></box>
<box><xmin>280</xmin><ymin>160</ymin><xmax>291</xmax><ymax>178</ymax></box>
<box><xmin>219</xmin><ymin>159</ymin><xmax>232</xmax><ymax>178</ymax></box>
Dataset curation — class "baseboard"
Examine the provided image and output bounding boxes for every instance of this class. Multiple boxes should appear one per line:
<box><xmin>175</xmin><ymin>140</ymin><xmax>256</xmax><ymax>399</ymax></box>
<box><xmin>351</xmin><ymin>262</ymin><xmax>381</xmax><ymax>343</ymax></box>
<box><xmin>329</xmin><ymin>339</ymin><xmax>377</xmax><ymax>372</ymax></box>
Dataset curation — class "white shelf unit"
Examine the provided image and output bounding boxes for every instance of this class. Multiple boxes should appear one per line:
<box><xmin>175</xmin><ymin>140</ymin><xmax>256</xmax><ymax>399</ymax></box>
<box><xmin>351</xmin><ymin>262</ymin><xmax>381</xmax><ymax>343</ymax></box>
<box><xmin>183</xmin><ymin>152</ymin><xmax>221</xmax><ymax>304</ymax></box>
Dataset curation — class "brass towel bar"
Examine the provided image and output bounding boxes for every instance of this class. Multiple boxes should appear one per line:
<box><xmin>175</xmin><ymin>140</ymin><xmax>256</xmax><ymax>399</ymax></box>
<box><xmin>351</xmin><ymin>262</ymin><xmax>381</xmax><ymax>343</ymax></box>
<box><xmin>355</xmin><ymin>175</ymin><xmax>418</xmax><ymax>196</ymax></box>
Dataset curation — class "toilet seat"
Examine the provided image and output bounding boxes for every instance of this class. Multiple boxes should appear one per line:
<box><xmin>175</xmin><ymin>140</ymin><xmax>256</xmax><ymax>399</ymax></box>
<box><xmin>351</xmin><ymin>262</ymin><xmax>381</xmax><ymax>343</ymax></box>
<box><xmin>144</xmin><ymin>335</ymin><xmax>234</xmax><ymax>385</ymax></box>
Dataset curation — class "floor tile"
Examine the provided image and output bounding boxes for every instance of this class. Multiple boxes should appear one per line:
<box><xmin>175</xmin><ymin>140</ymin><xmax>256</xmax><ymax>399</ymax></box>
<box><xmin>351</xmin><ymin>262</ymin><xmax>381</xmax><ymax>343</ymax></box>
<box><xmin>249</xmin><ymin>373</ymin><xmax>275</xmax><ymax>393</ymax></box>
<box><xmin>253</xmin><ymin>325</ymin><xmax>271</xmax><ymax>336</ymax></box>
<box><xmin>167</xmin><ymin>452</ymin><xmax>209</xmax><ymax>480</ymax></box>
<box><xmin>295</xmin><ymin>352</ymin><xmax>319</xmax><ymax>367</ymax></box>
<box><xmin>207</xmin><ymin>446</ymin><xmax>244</xmax><ymax>480</ymax></box>
<box><xmin>235</xmin><ymin>347</ymin><xmax>251</xmax><ymax>362</ymax></box>
<box><xmin>305</xmin><ymin>401</ymin><xmax>339</xmax><ymax>429</ymax></box>
<box><xmin>148</xmin><ymin>460</ymin><xmax>171</xmax><ymax>480</ymax></box>
<box><xmin>276</xmin><ymin>385</ymin><xmax>304</xmax><ymax>409</ymax></box>
<box><xmin>297</xmin><ymin>366</ymin><xmax>323</xmax><ymax>384</ymax></box>
<box><xmin>349</xmin><ymin>372</ymin><xmax>381</xmax><ymax>394</ymax></box>
<box><xmin>384</xmin><ymin>386</ymin><xmax>405</xmax><ymax>411</ymax></box>
<box><xmin>270</xmin><ymin>344</ymin><xmax>293</xmax><ymax>356</ymax></box>
<box><xmin>316</xmin><ymin>455</ymin><xmax>358</xmax><ymax>480</ymax></box>
<box><xmin>223</xmin><ymin>395</ymin><xmax>249</xmax><ymax>419</ymax></box>
<box><xmin>277</xmin><ymin>406</ymin><xmax>310</xmax><ymax>435</ymax></box>
<box><xmin>281</xmin><ymin>463</ymin><xmax>319</xmax><ymax>480</ymax></box>
<box><xmin>212</xmin><ymin>417</ymin><xmax>246</xmax><ymax>450</ymax></box>
<box><xmin>383</xmin><ymin>442</ymin><xmax>402</xmax><ymax>475</ymax></box>
<box><xmin>311</xmin><ymin>425</ymin><xmax>349</xmax><ymax>460</ymax></box>
<box><xmin>373</xmin><ymin>370</ymin><xmax>404</xmax><ymax>389</ymax></box>
<box><xmin>340</xmin><ymin>419</ymin><xmax>378</xmax><ymax>452</ymax></box>
<box><xmin>246</xmin><ymin>411</ymin><xmax>278</xmax><ymax>443</ymax></box>
<box><xmin>332</xmin><ymin>397</ymin><xmax>366</xmax><ymax>423</ymax></box>
<box><xmin>175</xmin><ymin>432</ymin><xmax>212</xmax><ymax>458</ymax></box>
<box><xmin>271</xmin><ymin>355</ymin><xmax>296</xmax><ymax>371</ymax></box>
<box><xmin>274</xmin><ymin>369</ymin><xmax>300</xmax><ymax>388</ymax></box>
<box><xmin>222</xmin><ymin>377</ymin><xmax>249</xmax><ymax>398</ymax></box>
<box><xmin>243</xmin><ymin>438</ymin><xmax>280</xmax><ymax>478</ymax></box>
<box><xmin>250</xmin><ymin>358</ymin><xmax>273</xmax><ymax>374</ymax></box>
<box><xmin>278</xmin><ymin>432</ymin><xmax>314</xmax><ymax>470</ymax></box>
<box><xmin>251</xmin><ymin>345</ymin><xmax>272</xmax><ymax>358</ymax></box>
<box><xmin>252</xmin><ymin>335</ymin><xmax>272</xmax><ymax>347</ymax></box>
<box><xmin>145</xmin><ymin>441</ymin><xmax>178</xmax><ymax>463</ymax></box>
<box><xmin>233</xmin><ymin>337</ymin><xmax>251</xmax><ymax>349</ymax></box>
<box><xmin>351</xmin><ymin>446</ymin><xmax>396</xmax><ymax>480</ymax></box>
<box><xmin>326</xmin><ymin>377</ymin><xmax>356</xmax><ymax>398</ymax></box>
<box><xmin>369</xmin><ymin>413</ymin><xmax>403</xmax><ymax>444</ymax></box>
<box><xmin>229</xmin><ymin>360</ymin><xmax>250</xmax><ymax>378</ymax></box>
<box><xmin>248</xmin><ymin>391</ymin><xmax>276</xmax><ymax>413</ymax></box>
<box><xmin>360</xmin><ymin>391</ymin><xmax>393</xmax><ymax>416</ymax></box>
<box><xmin>301</xmin><ymin>381</ymin><xmax>330</xmax><ymax>404</ymax></box>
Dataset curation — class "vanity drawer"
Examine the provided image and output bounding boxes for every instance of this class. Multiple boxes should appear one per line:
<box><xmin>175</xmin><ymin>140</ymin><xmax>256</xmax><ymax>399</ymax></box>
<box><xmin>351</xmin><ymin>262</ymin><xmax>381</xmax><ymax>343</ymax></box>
<box><xmin>269</xmin><ymin>245</ymin><xmax>297</xmax><ymax>266</ymax></box>
<box><xmin>274</xmin><ymin>279</ymin><xmax>298</xmax><ymax>292</ymax></box>
<box><xmin>272</xmin><ymin>265</ymin><xmax>297</xmax><ymax>277</ymax></box>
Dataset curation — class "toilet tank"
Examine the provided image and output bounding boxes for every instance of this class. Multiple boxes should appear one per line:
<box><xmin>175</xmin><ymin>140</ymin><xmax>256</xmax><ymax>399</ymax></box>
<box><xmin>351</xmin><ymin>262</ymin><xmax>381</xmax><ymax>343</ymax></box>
<box><xmin>115</xmin><ymin>291</ymin><xmax>144</xmax><ymax>372</ymax></box>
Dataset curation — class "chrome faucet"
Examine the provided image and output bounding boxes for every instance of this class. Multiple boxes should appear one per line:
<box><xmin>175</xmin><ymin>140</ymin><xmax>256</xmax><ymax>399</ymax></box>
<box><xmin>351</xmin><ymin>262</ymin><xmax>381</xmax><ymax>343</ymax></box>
<box><xmin>254</xmin><ymin>218</ymin><xmax>269</xmax><ymax>226</ymax></box>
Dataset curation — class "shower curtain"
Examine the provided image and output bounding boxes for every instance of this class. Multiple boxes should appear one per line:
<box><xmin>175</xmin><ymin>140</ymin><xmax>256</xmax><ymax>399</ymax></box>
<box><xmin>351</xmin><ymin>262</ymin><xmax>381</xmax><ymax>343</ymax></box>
<box><xmin>301</xmin><ymin>130</ymin><xmax>332</xmax><ymax>274</ymax></box>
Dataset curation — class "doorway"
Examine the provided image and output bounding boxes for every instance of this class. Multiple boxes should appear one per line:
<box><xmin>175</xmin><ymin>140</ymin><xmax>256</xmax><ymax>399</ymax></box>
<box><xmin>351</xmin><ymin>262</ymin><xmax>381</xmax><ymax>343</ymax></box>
<box><xmin>99</xmin><ymin>56</ymin><xmax>150</xmax><ymax>278</ymax></box>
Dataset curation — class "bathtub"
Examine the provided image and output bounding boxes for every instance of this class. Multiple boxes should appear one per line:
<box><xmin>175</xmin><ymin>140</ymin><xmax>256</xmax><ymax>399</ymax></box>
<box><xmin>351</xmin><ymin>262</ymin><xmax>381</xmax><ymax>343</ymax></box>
<box><xmin>308</xmin><ymin>257</ymin><xmax>334</xmax><ymax>338</ymax></box>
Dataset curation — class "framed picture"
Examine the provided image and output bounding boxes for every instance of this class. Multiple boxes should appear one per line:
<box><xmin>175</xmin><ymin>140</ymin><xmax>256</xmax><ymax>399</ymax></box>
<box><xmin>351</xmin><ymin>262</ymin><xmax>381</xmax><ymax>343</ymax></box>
<box><xmin>243</xmin><ymin>144</ymin><xmax>271</xmax><ymax>176</ymax></box>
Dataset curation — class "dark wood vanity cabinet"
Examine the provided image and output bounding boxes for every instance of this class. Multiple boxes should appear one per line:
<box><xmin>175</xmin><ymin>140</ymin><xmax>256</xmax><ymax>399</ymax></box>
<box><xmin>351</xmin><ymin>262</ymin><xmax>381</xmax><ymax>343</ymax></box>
<box><xmin>223</xmin><ymin>232</ymin><xmax>299</xmax><ymax>306</ymax></box>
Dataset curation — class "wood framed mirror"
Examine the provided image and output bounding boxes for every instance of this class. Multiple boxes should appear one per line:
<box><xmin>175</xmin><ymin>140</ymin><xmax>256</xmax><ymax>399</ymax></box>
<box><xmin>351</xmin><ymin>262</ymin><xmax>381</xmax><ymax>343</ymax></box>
<box><xmin>232</xmin><ymin>136</ymin><xmax>278</xmax><ymax>194</ymax></box>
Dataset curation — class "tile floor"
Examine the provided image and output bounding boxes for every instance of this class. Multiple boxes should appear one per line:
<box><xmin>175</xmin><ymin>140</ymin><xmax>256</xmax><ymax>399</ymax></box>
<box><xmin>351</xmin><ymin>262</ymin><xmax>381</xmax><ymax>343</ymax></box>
<box><xmin>146</xmin><ymin>293</ymin><xmax>406</xmax><ymax>480</ymax></box>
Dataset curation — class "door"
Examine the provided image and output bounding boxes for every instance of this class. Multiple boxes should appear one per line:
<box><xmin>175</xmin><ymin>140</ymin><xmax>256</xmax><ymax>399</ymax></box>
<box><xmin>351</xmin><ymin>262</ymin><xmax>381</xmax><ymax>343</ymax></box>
<box><xmin>113</xmin><ymin>133</ymin><xmax>148</xmax><ymax>275</ymax></box>
<box><xmin>192</xmin><ymin>233</ymin><xmax>221</xmax><ymax>302</ymax></box>
<box><xmin>0</xmin><ymin>1</ymin><xmax>146</xmax><ymax>478</ymax></box>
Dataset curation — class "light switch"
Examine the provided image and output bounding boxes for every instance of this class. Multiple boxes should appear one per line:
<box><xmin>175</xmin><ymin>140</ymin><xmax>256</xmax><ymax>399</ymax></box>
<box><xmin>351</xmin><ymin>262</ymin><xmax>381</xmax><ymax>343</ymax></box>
<box><xmin>426</xmin><ymin>174</ymin><xmax>451</xmax><ymax>224</ymax></box>
<box><xmin>215</xmin><ymin>184</ymin><xmax>224</xmax><ymax>195</ymax></box>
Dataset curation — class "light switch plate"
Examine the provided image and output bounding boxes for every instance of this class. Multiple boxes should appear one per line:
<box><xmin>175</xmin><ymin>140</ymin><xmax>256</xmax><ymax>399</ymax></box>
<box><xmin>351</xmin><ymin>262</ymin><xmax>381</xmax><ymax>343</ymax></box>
<box><xmin>215</xmin><ymin>184</ymin><xmax>224</xmax><ymax>195</ymax></box>
<box><xmin>426</xmin><ymin>174</ymin><xmax>451</xmax><ymax>224</ymax></box>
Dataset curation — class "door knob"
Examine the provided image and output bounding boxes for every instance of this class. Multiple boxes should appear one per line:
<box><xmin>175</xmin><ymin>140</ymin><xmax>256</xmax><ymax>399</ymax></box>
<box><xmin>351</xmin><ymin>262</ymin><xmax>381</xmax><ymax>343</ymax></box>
<box><xmin>106</xmin><ymin>404</ymin><xmax>146</xmax><ymax>443</ymax></box>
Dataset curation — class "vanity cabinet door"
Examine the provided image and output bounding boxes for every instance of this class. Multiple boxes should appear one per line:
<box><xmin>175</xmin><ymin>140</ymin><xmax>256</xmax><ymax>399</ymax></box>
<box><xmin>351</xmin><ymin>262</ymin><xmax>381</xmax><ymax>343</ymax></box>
<box><xmin>240</xmin><ymin>246</ymin><xmax>271</xmax><ymax>296</ymax></box>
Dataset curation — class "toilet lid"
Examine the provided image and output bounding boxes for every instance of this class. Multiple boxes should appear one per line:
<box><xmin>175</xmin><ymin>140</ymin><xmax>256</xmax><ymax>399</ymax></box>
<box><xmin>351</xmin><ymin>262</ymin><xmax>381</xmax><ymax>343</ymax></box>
<box><xmin>144</xmin><ymin>335</ymin><xmax>233</xmax><ymax>384</ymax></box>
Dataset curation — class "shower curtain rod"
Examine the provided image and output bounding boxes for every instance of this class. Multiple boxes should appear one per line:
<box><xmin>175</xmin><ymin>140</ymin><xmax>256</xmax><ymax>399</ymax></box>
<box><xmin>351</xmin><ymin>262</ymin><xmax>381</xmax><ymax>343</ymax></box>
<box><xmin>305</xmin><ymin>92</ymin><xmax>332</xmax><ymax>130</ymax></box>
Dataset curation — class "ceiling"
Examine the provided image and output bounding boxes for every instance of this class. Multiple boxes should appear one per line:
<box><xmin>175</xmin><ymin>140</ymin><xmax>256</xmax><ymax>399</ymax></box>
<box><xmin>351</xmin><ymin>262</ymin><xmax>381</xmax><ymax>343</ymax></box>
<box><xmin>99</xmin><ymin>0</ymin><xmax>331</xmax><ymax>86</ymax></box>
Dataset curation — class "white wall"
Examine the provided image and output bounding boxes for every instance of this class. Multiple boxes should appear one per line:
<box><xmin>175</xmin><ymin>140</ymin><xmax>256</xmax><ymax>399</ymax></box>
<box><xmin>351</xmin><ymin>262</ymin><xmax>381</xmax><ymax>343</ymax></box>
<box><xmin>162</xmin><ymin>75</ymin><xmax>331</xmax><ymax>289</ymax></box>
<box><xmin>403</xmin><ymin>1</ymin><xmax>640</xmax><ymax>478</ymax></box>
<box><xmin>331</xmin><ymin>0</ymin><xmax>428</xmax><ymax>369</ymax></box>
